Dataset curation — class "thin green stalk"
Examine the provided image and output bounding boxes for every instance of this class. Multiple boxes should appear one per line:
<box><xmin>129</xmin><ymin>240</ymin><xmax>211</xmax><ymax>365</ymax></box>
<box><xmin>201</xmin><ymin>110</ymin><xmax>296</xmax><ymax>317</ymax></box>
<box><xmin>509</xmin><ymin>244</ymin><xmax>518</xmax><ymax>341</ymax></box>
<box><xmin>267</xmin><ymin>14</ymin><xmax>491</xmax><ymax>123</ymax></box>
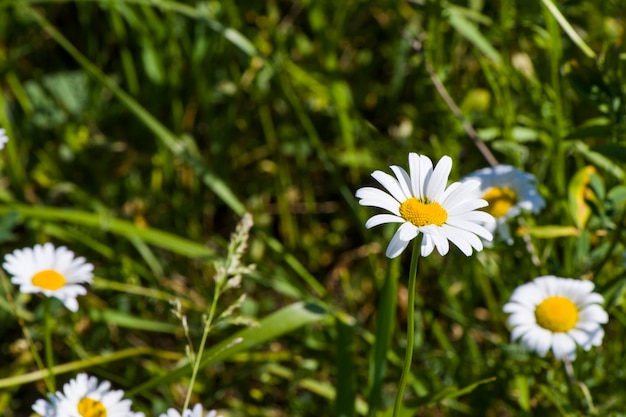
<box><xmin>392</xmin><ymin>241</ymin><xmax>420</xmax><ymax>417</ymax></box>
<box><xmin>43</xmin><ymin>298</ymin><xmax>55</xmax><ymax>392</ymax></box>
<box><xmin>182</xmin><ymin>282</ymin><xmax>222</xmax><ymax>411</ymax></box>
<box><xmin>0</xmin><ymin>272</ymin><xmax>51</xmax><ymax>392</ymax></box>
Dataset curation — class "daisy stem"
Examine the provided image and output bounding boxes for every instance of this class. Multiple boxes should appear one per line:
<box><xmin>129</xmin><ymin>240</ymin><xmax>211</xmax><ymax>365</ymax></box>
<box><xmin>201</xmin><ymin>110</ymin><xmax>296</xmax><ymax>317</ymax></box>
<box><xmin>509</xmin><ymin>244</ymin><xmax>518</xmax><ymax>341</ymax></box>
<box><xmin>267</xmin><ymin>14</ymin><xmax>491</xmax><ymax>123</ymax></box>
<box><xmin>392</xmin><ymin>241</ymin><xmax>420</xmax><ymax>417</ymax></box>
<box><xmin>43</xmin><ymin>298</ymin><xmax>55</xmax><ymax>391</ymax></box>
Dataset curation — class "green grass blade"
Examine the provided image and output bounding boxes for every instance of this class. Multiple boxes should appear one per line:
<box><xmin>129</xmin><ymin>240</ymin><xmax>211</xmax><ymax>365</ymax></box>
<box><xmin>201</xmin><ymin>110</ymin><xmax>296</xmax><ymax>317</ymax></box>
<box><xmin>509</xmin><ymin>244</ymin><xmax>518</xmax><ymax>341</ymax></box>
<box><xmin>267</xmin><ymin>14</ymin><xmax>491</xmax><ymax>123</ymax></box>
<box><xmin>0</xmin><ymin>205</ymin><xmax>215</xmax><ymax>259</ymax></box>
<box><xmin>540</xmin><ymin>0</ymin><xmax>596</xmax><ymax>59</ymax></box>
<box><xmin>0</xmin><ymin>346</ymin><xmax>180</xmax><ymax>389</ymax></box>
<box><xmin>335</xmin><ymin>314</ymin><xmax>356</xmax><ymax>417</ymax></box>
<box><xmin>127</xmin><ymin>302</ymin><xmax>329</xmax><ymax>396</ymax></box>
<box><xmin>447</xmin><ymin>7</ymin><xmax>502</xmax><ymax>65</ymax></box>
<box><xmin>367</xmin><ymin>257</ymin><xmax>399</xmax><ymax>416</ymax></box>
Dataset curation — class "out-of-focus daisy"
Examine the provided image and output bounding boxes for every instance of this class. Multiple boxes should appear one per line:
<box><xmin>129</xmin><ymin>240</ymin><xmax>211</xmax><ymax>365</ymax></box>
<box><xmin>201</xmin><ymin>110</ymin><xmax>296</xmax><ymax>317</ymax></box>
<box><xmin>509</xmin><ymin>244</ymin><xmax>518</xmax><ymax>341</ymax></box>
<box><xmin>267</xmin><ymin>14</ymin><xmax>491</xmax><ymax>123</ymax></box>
<box><xmin>0</xmin><ymin>128</ymin><xmax>8</xmax><ymax>149</ymax></box>
<box><xmin>159</xmin><ymin>404</ymin><xmax>223</xmax><ymax>417</ymax></box>
<box><xmin>355</xmin><ymin>153</ymin><xmax>495</xmax><ymax>258</ymax></box>
<box><xmin>3</xmin><ymin>243</ymin><xmax>93</xmax><ymax>312</ymax></box>
<box><xmin>462</xmin><ymin>164</ymin><xmax>544</xmax><ymax>244</ymax></box>
<box><xmin>32</xmin><ymin>373</ymin><xmax>145</xmax><ymax>417</ymax></box>
<box><xmin>503</xmin><ymin>276</ymin><xmax>608</xmax><ymax>360</ymax></box>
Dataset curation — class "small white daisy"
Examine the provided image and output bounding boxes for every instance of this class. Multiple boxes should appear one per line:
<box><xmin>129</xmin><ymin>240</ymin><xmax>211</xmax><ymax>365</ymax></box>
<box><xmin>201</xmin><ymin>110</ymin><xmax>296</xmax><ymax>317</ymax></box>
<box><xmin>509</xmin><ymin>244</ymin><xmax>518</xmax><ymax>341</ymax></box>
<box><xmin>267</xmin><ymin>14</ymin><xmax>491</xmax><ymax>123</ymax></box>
<box><xmin>32</xmin><ymin>373</ymin><xmax>145</xmax><ymax>417</ymax></box>
<box><xmin>355</xmin><ymin>153</ymin><xmax>495</xmax><ymax>258</ymax></box>
<box><xmin>462</xmin><ymin>164</ymin><xmax>545</xmax><ymax>244</ymax></box>
<box><xmin>3</xmin><ymin>243</ymin><xmax>94</xmax><ymax>312</ymax></box>
<box><xmin>159</xmin><ymin>404</ymin><xmax>223</xmax><ymax>417</ymax></box>
<box><xmin>503</xmin><ymin>276</ymin><xmax>608</xmax><ymax>360</ymax></box>
<box><xmin>0</xmin><ymin>128</ymin><xmax>8</xmax><ymax>149</ymax></box>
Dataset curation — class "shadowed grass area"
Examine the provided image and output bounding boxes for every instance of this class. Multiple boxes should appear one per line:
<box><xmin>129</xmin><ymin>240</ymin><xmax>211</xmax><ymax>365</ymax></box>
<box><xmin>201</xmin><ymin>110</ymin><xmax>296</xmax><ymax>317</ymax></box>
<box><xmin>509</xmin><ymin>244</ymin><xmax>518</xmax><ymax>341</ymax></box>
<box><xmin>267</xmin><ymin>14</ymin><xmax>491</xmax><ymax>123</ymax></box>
<box><xmin>1</xmin><ymin>0</ymin><xmax>626</xmax><ymax>416</ymax></box>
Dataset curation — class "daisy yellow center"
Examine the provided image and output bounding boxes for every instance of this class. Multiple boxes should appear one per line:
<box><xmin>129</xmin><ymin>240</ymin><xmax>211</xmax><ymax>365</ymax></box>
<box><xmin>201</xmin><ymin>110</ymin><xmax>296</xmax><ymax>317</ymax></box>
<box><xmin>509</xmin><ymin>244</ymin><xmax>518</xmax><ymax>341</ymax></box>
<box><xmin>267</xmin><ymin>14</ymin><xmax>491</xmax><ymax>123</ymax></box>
<box><xmin>77</xmin><ymin>397</ymin><xmax>107</xmax><ymax>417</ymax></box>
<box><xmin>399</xmin><ymin>197</ymin><xmax>448</xmax><ymax>227</ymax></box>
<box><xmin>31</xmin><ymin>269</ymin><xmax>66</xmax><ymax>291</ymax></box>
<box><xmin>535</xmin><ymin>296</ymin><xmax>579</xmax><ymax>332</ymax></box>
<box><xmin>482</xmin><ymin>187</ymin><xmax>517</xmax><ymax>218</ymax></box>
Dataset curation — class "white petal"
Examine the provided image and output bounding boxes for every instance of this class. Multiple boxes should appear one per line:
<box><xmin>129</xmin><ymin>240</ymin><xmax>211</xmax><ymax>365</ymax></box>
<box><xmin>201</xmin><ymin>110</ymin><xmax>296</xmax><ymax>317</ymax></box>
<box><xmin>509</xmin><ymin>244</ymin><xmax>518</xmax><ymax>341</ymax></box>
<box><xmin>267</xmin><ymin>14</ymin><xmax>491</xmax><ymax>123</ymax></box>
<box><xmin>551</xmin><ymin>333</ymin><xmax>577</xmax><ymax>360</ymax></box>
<box><xmin>409</xmin><ymin>153</ymin><xmax>433</xmax><ymax>200</ymax></box>
<box><xmin>356</xmin><ymin>187</ymin><xmax>401</xmax><ymax>215</ymax></box>
<box><xmin>438</xmin><ymin>226</ymin><xmax>472</xmax><ymax>256</ymax></box>
<box><xmin>445</xmin><ymin>217</ymin><xmax>493</xmax><ymax>240</ymax></box>
<box><xmin>390</xmin><ymin>165</ymin><xmax>413</xmax><ymax>199</ymax></box>
<box><xmin>446</xmin><ymin>199</ymin><xmax>489</xmax><ymax>216</ymax></box>
<box><xmin>371</xmin><ymin>170</ymin><xmax>409</xmax><ymax>202</ymax></box>
<box><xmin>398</xmin><ymin>222</ymin><xmax>419</xmax><ymax>241</ymax></box>
<box><xmin>425</xmin><ymin>155</ymin><xmax>452</xmax><ymax>201</ymax></box>
<box><xmin>386</xmin><ymin>228</ymin><xmax>411</xmax><ymax>258</ymax></box>
<box><xmin>365</xmin><ymin>214</ymin><xmax>405</xmax><ymax>229</ymax></box>
<box><xmin>420</xmin><ymin>234</ymin><xmax>435</xmax><ymax>257</ymax></box>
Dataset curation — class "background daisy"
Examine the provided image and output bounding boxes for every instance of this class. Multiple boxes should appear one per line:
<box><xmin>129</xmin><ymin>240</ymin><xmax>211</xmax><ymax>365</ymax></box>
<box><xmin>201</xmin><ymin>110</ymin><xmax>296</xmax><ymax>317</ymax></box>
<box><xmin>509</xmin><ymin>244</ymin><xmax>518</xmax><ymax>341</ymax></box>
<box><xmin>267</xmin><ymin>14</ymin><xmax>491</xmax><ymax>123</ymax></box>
<box><xmin>3</xmin><ymin>243</ymin><xmax>94</xmax><ymax>312</ymax></box>
<box><xmin>355</xmin><ymin>153</ymin><xmax>495</xmax><ymax>258</ymax></box>
<box><xmin>462</xmin><ymin>164</ymin><xmax>545</xmax><ymax>244</ymax></box>
<box><xmin>160</xmin><ymin>404</ymin><xmax>222</xmax><ymax>417</ymax></box>
<box><xmin>503</xmin><ymin>276</ymin><xmax>608</xmax><ymax>360</ymax></box>
<box><xmin>0</xmin><ymin>127</ymin><xmax>8</xmax><ymax>149</ymax></box>
<box><xmin>32</xmin><ymin>373</ymin><xmax>144</xmax><ymax>417</ymax></box>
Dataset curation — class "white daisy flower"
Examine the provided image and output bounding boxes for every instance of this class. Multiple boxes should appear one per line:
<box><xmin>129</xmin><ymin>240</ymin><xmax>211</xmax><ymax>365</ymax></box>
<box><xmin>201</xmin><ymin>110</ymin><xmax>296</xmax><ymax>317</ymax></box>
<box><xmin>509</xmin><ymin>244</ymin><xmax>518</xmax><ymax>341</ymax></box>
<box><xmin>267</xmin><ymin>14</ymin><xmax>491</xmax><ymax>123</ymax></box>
<box><xmin>503</xmin><ymin>276</ymin><xmax>608</xmax><ymax>360</ymax></box>
<box><xmin>159</xmin><ymin>404</ymin><xmax>223</xmax><ymax>417</ymax></box>
<box><xmin>462</xmin><ymin>164</ymin><xmax>545</xmax><ymax>244</ymax></box>
<box><xmin>3</xmin><ymin>243</ymin><xmax>93</xmax><ymax>312</ymax></box>
<box><xmin>355</xmin><ymin>153</ymin><xmax>495</xmax><ymax>258</ymax></box>
<box><xmin>32</xmin><ymin>373</ymin><xmax>145</xmax><ymax>417</ymax></box>
<box><xmin>0</xmin><ymin>128</ymin><xmax>8</xmax><ymax>149</ymax></box>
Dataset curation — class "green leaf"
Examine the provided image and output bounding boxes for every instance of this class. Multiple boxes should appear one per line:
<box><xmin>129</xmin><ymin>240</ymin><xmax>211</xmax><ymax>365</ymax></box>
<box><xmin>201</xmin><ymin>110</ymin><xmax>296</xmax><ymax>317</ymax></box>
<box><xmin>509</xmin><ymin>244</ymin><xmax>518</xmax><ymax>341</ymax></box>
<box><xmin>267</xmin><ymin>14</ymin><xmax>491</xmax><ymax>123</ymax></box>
<box><xmin>519</xmin><ymin>225</ymin><xmax>580</xmax><ymax>238</ymax></box>
<box><xmin>0</xmin><ymin>210</ymin><xmax>19</xmax><ymax>243</ymax></box>
<box><xmin>0</xmin><ymin>204</ymin><xmax>216</xmax><ymax>259</ymax></box>
<box><xmin>127</xmin><ymin>302</ymin><xmax>329</xmax><ymax>395</ymax></box>
<box><xmin>335</xmin><ymin>314</ymin><xmax>356</xmax><ymax>417</ymax></box>
<box><xmin>447</xmin><ymin>8</ymin><xmax>502</xmax><ymax>65</ymax></box>
<box><xmin>568</xmin><ymin>166</ymin><xmax>597</xmax><ymax>228</ymax></box>
<box><xmin>401</xmin><ymin>376</ymin><xmax>497</xmax><ymax>409</ymax></box>
<box><xmin>574</xmin><ymin>141</ymin><xmax>625</xmax><ymax>180</ymax></box>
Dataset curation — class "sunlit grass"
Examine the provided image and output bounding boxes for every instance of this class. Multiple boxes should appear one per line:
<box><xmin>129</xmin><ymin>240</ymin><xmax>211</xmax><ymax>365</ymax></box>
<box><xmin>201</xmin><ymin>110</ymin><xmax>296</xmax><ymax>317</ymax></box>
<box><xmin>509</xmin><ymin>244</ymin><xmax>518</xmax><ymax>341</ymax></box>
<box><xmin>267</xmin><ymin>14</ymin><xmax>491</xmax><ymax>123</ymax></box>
<box><xmin>1</xmin><ymin>0</ymin><xmax>626</xmax><ymax>416</ymax></box>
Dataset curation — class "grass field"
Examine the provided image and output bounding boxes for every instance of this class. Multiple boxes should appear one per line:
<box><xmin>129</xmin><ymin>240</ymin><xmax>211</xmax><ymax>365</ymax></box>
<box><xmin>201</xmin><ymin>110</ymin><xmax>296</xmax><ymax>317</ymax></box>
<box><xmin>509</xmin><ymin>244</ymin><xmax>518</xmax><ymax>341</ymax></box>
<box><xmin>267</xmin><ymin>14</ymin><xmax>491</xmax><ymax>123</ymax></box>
<box><xmin>1</xmin><ymin>1</ymin><xmax>626</xmax><ymax>416</ymax></box>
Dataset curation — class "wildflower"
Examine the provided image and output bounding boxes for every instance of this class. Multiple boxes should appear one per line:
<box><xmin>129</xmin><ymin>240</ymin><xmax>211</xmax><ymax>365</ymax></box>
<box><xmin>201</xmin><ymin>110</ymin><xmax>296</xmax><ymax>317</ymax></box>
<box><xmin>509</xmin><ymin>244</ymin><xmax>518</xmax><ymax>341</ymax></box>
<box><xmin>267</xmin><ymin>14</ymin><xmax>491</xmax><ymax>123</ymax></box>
<box><xmin>32</xmin><ymin>373</ymin><xmax>145</xmax><ymax>417</ymax></box>
<box><xmin>0</xmin><ymin>128</ymin><xmax>8</xmax><ymax>149</ymax></box>
<box><xmin>503</xmin><ymin>276</ymin><xmax>608</xmax><ymax>360</ymax></box>
<box><xmin>355</xmin><ymin>153</ymin><xmax>495</xmax><ymax>258</ymax></box>
<box><xmin>159</xmin><ymin>404</ymin><xmax>223</xmax><ymax>417</ymax></box>
<box><xmin>462</xmin><ymin>164</ymin><xmax>544</xmax><ymax>244</ymax></box>
<box><xmin>3</xmin><ymin>243</ymin><xmax>93</xmax><ymax>312</ymax></box>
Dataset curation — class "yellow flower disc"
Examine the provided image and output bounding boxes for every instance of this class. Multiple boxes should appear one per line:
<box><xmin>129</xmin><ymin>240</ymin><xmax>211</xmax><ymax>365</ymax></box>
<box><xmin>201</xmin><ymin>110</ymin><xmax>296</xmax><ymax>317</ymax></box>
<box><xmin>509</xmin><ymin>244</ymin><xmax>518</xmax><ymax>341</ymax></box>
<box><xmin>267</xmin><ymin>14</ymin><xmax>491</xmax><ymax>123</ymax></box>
<box><xmin>482</xmin><ymin>187</ymin><xmax>517</xmax><ymax>218</ymax></box>
<box><xmin>535</xmin><ymin>296</ymin><xmax>579</xmax><ymax>332</ymax></box>
<box><xmin>31</xmin><ymin>269</ymin><xmax>66</xmax><ymax>291</ymax></box>
<box><xmin>77</xmin><ymin>397</ymin><xmax>107</xmax><ymax>417</ymax></box>
<box><xmin>399</xmin><ymin>197</ymin><xmax>448</xmax><ymax>227</ymax></box>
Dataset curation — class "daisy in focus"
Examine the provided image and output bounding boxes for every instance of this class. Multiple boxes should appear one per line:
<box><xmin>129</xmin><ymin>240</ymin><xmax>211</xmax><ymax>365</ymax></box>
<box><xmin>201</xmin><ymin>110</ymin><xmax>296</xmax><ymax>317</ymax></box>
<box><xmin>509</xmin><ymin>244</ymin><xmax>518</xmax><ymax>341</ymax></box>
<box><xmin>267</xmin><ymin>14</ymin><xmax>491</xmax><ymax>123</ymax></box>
<box><xmin>355</xmin><ymin>153</ymin><xmax>495</xmax><ymax>258</ymax></box>
<box><xmin>503</xmin><ymin>276</ymin><xmax>608</xmax><ymax>360</ymax></box>
<box><xmin>3</xmin><ymin>243</ymin><xmax>93</xmax><ymax>312</ymax></box>
<box><xmin>462</xmin><ymin>164</ymin><xmax>545</xmax><ymax>244</ymax></box>
<box><xmin>32</xmin><ymin>373</ymin><xmax>145</xmax><ymax>417</ymax></box>
<box><xmin>159</xmin><ymin>404</ymin><xmax>222</xmax><ymax>417</ymax></box>
<box><xmin>0</xmin><ymin>128</ymin><xmax>8</xmax><ymax>149</ymax></box>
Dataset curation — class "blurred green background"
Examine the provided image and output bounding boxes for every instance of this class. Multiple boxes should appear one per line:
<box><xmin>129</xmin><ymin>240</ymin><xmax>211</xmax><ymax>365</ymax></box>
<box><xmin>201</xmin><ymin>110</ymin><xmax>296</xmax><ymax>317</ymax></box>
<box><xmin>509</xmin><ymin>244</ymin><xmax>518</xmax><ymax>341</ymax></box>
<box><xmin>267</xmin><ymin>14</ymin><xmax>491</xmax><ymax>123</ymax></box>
<box><xmin>2</xmin><ymin>0</ymin><xmax>626</xmax><ymax>416</ymax></box>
